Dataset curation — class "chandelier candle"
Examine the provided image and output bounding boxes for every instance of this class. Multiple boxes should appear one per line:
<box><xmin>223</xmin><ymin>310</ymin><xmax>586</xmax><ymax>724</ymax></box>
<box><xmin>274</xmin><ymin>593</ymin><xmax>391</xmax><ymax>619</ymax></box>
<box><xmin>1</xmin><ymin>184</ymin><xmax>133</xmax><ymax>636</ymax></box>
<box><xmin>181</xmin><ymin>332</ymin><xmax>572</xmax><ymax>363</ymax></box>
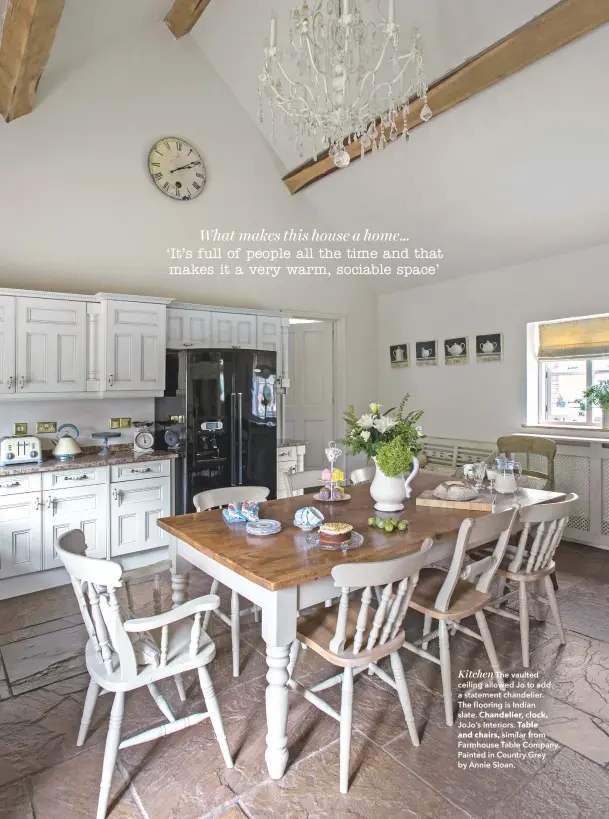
<box><xmin>260</xmin><ymin>0</ymin><xmax>432</xmax><ymax>168</ymax></box>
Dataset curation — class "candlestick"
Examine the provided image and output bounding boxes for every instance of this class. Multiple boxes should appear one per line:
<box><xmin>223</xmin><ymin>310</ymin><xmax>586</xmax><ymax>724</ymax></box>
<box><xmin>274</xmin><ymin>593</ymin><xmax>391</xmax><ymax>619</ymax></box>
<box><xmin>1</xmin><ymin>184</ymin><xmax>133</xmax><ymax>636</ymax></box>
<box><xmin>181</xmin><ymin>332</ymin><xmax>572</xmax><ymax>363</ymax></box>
<box><xmin>388</xmin><ymin>0</ymin><xmax>395</xmax><ymax>23</ymax></box>
<box><xmin>343</xmin><ymin>0</ymin><xmax>350</xmax><ymax>16</ymax></box>
<box><xmin>270</xmin><ymin>10</ymin><xmax>277</xmax><ymax>48</ymax></box>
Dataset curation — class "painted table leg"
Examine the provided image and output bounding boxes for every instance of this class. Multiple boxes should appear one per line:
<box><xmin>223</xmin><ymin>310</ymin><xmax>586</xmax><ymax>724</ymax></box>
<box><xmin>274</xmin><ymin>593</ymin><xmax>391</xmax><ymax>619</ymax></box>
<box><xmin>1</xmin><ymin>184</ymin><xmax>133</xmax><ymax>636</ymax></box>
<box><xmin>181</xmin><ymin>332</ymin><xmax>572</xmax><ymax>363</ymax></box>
<box><xmin>264</xmin><ymin>645</ymin><xmax>290</xmax><ymax>779</ymax></box>
<box><xmin>170</xmin><ymin>537</ymin><xmax>190</xmax><ymax>607</ymax></box>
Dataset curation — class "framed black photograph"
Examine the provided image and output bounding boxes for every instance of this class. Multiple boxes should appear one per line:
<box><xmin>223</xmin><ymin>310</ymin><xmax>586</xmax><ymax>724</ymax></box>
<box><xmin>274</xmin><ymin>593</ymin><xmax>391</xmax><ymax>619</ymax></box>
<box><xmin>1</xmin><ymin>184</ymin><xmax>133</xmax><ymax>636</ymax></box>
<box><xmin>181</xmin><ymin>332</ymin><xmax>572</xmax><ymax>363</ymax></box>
<box><xmin>415</xmin><ymin>340</ymin><xmax>437</xmax><ymax>366</ymax></box>
<box><xmin>476</xmin><ymin>333</ymin><xmax>503</xmax><ymax>363</ymax></box>
<box><xmin>389</xmin><ymin>344</ymin><xmax>409</xmax><ymax>367</ymax></box>
<box><xmin>444</xmin><ymin>336</ymin><xmax>468</xmax><ymax>365</ymax></box>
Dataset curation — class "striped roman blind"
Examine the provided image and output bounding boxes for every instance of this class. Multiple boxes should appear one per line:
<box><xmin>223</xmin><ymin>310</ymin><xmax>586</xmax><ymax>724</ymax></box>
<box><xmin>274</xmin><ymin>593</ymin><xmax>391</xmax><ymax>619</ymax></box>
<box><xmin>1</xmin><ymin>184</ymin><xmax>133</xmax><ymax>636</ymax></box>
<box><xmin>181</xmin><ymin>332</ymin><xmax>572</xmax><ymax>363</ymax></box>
<box><xmin>538</xmin><ymin>316</ymin><xmax>609</xmax><ymax>360</ymax></box>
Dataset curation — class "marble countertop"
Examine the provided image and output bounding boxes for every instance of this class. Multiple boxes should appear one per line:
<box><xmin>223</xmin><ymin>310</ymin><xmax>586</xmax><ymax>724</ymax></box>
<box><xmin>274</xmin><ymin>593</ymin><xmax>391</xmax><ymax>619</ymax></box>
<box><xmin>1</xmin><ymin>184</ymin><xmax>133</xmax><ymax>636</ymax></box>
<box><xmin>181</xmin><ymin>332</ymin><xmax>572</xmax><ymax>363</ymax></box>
<box><xmin>277</xmin><ymin>440</ymin><xmax>309</xmax><ymax>448</ymax></box>
<box><xmin>0</xmin><ymin>450</ymin><xmax>177</xmax><ymax>478</ymax></box>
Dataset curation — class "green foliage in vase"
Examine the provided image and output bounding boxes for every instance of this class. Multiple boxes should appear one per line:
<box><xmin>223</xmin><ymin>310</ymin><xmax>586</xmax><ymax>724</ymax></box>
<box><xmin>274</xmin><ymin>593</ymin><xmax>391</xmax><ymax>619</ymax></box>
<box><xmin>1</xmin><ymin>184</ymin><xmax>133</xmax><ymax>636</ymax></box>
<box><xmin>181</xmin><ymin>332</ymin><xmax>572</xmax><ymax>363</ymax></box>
<box><xmin>338</xmin><ymin>394</ymin><xmax>423</xmax><ymax>478</ymax></box>
<box><xmin>577</xmin><ymin>380</ymin><xmax>609</xmax><ymax>414</ymax></box>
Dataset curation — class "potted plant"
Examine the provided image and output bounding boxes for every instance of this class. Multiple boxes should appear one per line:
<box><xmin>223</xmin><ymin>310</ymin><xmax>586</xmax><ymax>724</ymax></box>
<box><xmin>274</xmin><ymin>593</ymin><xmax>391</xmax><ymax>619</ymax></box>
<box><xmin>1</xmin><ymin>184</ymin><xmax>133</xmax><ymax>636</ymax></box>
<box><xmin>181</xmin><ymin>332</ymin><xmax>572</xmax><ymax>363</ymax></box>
<box><xmin>339</xmin><ymin>395</ymin><xmax>424</xmax><ymax>511</ymax></box>
<box><xmin>556</xmin><ymin>394</ymin><xmax>566</xmax><ymax>408</ymax></box>
<box><xmin>577</xmin><ymin>381</ymin><xmax>609</xmax><ymax>427</ymax></box>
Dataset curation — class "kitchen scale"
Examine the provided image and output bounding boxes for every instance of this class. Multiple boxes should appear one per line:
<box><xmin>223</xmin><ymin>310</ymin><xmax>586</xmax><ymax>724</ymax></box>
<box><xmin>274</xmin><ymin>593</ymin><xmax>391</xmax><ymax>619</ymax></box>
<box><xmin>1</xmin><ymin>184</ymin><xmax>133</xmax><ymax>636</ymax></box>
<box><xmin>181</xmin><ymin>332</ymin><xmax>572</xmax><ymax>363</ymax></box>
<box><xmin>133</xmin><ymin>421</ymin><xmax>155</xmax><ymax>455</ymax></box>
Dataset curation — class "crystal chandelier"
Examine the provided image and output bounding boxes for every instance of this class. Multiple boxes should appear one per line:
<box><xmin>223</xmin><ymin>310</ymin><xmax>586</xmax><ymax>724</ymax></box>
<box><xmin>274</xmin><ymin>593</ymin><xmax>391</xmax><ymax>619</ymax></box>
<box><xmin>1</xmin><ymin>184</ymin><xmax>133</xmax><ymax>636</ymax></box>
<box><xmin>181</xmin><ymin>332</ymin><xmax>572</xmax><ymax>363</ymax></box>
<box><xmin>259</xmin><ymin>0</ymin><xmax>432</xmax><ymax>169</ymax></box>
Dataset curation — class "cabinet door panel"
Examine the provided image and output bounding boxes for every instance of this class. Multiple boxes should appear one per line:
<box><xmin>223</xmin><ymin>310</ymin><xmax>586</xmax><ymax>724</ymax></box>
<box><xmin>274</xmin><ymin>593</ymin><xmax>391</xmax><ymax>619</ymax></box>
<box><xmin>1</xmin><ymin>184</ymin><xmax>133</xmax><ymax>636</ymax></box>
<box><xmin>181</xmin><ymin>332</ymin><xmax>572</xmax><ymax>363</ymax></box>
<box><xmin>0</xmin><ymin>296</ymin><xmax>16</xmax><ymax>394</ymax></box>
<box><xmin>110</xmin><ymin>477</ymin><xmax>171</xmax><ymax>556</ymax></box>
<box><xmin>16</xmin><ymin>298</ymin><xmax>86</xmax><ymax>393</ymax></box>
<box><xmin>211</xmin><ymin>313</ymin><xmax>257</xmax><ymax>349</ymax></box>
<box><xmin>166</xmin><ymin>308</ymin><xmax>211</xmax><ymax>348</ymax></box>
<box><xmin>257</xmin><ymin>316</ymin><xmax>281</xmax><ymax>352</ymax></box>
<box><xmin>105</xmin><ymin>301</ymin><xmax>165</xmax><ymax>392</ymax></box>
<box><xmin>43</xmin><ymin>485</ymin><xmax>108</xmax><ymax>569</ymax></box>
<box><xmin>0</xmin><ymin>494</ymin><xmax>42</xmax><ymax>578</ymax></box>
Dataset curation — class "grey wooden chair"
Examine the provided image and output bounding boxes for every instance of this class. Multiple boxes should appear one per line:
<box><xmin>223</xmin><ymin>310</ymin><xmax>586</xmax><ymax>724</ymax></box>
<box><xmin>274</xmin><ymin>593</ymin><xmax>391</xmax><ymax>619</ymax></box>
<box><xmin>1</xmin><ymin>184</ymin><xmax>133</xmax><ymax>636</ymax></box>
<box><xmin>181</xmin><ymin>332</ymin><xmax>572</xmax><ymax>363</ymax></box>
<box><xmin>483</xmin><ymin>493</ymin><xmax>578</xmax><ymax>667</ymax></box>
<box><xmin>403</xmin><ymin>506</ymin><xmax>519</xmax><ymax>726</ymax></box>
<box><xmin>287</xmin><ymin>540</ymin><xmax>432</xmax><ymax>793</ymax></box>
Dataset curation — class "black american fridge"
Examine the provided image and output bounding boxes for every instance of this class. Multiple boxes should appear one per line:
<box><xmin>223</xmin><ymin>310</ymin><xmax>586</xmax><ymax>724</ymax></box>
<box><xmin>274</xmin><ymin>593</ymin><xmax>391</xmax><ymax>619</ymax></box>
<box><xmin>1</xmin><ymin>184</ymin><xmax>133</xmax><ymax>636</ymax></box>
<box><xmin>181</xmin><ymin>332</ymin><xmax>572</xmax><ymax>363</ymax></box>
<box><xmin>154</xmin><ymin>349</ymin><xmax>278</xmax><ymax>514</ymax></box>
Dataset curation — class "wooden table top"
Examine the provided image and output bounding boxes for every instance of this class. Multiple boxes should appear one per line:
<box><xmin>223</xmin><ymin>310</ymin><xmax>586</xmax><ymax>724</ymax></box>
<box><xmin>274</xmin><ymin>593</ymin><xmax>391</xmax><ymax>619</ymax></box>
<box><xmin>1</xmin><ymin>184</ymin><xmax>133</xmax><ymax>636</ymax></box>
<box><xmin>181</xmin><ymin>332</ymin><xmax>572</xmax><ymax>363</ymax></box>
<box><xmin>157</xmin><ymin>473</ymin><xmax>565</xmax><ymax>592</ymax></box>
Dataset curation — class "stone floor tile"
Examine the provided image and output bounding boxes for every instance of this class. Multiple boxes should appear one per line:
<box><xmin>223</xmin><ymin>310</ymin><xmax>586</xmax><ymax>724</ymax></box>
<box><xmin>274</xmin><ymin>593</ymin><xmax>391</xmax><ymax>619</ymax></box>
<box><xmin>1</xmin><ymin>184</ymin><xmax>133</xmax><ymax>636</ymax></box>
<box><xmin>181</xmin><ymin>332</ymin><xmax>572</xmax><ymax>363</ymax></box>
<box><xmin>548</xmin><ymin>581</ymin><xmax>609</xmax><ymax>642</ymax></box>
<box><xmin>542</xmin><ymin>694</ymin><xmax>609</xmax><ymax>766</ymax></box>
<box><xmin>384</xmin><ymin>689</ymin><xmax>560</xmax><ymax>818</ymax></box>
<box><xmin>1</xmin><ymin>623</ymin><xmax>88</xmax><ymax>695</ymax></box>
<box><xmin>0</xmin><ymin>585</ymin><xmax>80</xmax><ymax>636</ymax></box>
<box><xmin>0</xmin><ymin>781</ymin><xmax>33</xmax><ymax>818</ymax></box>
<box><xmin>30</xmin><ymin>745</ymin><xmax>141</xmax><ymax>819</ymax></box>
<box><xmin>240</xmin><ymin>734</ymin><xmax>470</xmax><ymax>819</ymax></box>
<box><xmin>0</xmin><ymin>657</ymin><xmax>10</xmax><ymax>700</ymax></box>
<box><xmin>554</xmin><ymin>542</ymin><xmax>609</xmax><ymax>587</ymax></box>
<box><xmin>530</xmin><ymin>632</ymin><xmax>609</xmax><ymax>721</ymax></box>
<box><xmin>0</xmin><ymin>613</ymin><xmax>83</xmax><ymax>648</ymax></box>
<box><xmin>213</xmin><ymin>806</ymin><xmax>248</xmax><ymax>819</ymax></box>
<box><xmin>486</xmin><ymin>747</ymin><xmax>609</xmax><ymax>819</ymax></box>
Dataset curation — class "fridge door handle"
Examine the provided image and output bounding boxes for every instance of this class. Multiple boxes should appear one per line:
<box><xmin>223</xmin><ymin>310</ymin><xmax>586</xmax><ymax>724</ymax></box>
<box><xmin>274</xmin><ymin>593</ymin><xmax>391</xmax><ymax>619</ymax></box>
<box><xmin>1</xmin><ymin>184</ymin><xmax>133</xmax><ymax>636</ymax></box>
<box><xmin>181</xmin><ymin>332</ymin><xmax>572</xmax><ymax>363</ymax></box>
<box><xmin>230</xmin><ymin>392</ymin><xmax>237</xmax><ymax>486</ymax></box>
<box><xmin>237</xmin><ymin>392</ymin><xmax>243</xmax><ymax>484</ymax></box>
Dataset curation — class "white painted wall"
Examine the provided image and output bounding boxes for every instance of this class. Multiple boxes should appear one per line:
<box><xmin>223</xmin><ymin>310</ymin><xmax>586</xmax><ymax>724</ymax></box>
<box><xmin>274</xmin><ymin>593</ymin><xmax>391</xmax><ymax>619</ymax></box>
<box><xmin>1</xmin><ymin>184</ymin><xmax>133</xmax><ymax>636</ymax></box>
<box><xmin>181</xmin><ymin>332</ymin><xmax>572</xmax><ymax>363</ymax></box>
<box><xmin>377</xmin><ymin>242</ymin><xmax>609</xmax><ymax>442</ymax></box>
<box><xmin>0</xmin><ymin>398</ymin><xmax>154</xmax><ymax>449</ymax></box>
<box><xmin>0</xmin><ymin>21</ymin><xmax>377</xmax><ymax>435</ymax></box>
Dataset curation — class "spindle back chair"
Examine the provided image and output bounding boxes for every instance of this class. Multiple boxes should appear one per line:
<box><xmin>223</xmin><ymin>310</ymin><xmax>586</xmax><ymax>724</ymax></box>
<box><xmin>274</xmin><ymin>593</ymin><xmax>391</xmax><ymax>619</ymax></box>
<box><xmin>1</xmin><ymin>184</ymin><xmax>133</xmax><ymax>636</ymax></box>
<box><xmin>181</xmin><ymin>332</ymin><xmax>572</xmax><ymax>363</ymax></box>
<box><xmin>288</xmin><ymin>539</ymin><xmax>433</xmax><ymax>793</ymax></box>
<box><xmin>193</xmin><ymin>485</ymin><xmax>270</xmax><ymax>676</ymax></box>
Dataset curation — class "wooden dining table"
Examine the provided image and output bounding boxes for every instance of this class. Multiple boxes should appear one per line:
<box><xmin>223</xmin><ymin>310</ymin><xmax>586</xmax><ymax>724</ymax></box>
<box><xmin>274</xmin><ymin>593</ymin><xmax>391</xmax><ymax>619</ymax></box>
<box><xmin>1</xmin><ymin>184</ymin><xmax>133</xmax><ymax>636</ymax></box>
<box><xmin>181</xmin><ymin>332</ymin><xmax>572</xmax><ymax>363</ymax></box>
<box><xmin>157</xmin><ymin>472</ymin><xmax>565</xmax><ymax>781</ymax></box>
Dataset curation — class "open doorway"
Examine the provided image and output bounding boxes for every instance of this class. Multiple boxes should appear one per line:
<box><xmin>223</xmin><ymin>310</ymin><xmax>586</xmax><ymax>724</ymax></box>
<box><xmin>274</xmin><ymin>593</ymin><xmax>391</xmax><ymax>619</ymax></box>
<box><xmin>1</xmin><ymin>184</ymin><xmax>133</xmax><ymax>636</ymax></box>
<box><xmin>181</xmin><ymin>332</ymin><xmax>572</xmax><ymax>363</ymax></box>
<box><xmin>284</xmin><ymin>317</ymin><xmax>336</xmax><ymax>470</ymax></box>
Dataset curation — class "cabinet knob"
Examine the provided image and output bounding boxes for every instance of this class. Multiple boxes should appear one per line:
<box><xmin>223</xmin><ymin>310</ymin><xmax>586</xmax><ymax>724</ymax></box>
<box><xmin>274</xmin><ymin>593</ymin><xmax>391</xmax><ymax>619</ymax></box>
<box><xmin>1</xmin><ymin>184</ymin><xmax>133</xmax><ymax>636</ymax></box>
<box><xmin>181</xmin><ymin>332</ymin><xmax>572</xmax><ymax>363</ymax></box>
<box><xmin>46</xmin><ymin>496</ymin><xmax>53</xmax><ymax>509</ymax></box>
<box><xmin>112</xmin><ymin>488</ymin><xmax>119</xmax><ymax>500</ymax></box>
<box><xmin>131</xmin><ymin>467</ymin><xmax>152</xmax><ymax>473</ymax></box>
<box><xmin>1</xmin><ymin>481</ymin><xmax>20</xmax><ymax>488</ymax></box>
<box><xmin>35</xmin><ymin>497</ymin><xmax>41</xmax><ymax>511</ymax></box>
<box><xmin>6</xmin><ymin>376</ymin><xmax>13</xmax><ymax>390</ymax></box>
<box><xmin>19</xmin><ymin>376</ymin><xmax>25</xmax><ymax>389</ymax></box>
<box><xmin>108</xmin><ymin>374</ymin><xmax>114</xmax><ymax>387</ymax></box>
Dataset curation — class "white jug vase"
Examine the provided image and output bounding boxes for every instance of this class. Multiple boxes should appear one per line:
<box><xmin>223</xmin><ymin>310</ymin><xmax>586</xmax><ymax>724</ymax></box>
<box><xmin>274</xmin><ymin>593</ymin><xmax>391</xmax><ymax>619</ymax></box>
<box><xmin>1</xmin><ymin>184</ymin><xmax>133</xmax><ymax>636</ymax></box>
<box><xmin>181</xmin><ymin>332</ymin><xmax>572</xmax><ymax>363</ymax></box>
<box><xmin>371</xmin><ymin>455</ymin><xmax>420</xmax><ymax>512</ymax></box>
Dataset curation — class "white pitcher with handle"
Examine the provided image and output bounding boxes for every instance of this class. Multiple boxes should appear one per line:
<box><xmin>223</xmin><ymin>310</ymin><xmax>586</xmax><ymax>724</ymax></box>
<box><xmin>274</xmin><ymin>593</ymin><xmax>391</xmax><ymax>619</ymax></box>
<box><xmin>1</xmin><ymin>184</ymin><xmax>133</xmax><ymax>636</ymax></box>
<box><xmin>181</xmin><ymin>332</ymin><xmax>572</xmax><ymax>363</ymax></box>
<box><xmin>370</xmin><ymin>456</ymin><xmax>420</xmax><ymax>512</ymax></box>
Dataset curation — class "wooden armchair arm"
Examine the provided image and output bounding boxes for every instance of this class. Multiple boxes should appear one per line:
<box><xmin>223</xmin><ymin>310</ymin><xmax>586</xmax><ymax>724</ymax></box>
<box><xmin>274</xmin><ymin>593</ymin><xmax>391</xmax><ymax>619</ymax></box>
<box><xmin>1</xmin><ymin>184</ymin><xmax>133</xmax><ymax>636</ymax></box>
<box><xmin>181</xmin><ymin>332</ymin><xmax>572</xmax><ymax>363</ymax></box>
<box><xmin>124</xmin><ymin>594</ymin><xmax>220</xmax><ymax>633</ymax></box>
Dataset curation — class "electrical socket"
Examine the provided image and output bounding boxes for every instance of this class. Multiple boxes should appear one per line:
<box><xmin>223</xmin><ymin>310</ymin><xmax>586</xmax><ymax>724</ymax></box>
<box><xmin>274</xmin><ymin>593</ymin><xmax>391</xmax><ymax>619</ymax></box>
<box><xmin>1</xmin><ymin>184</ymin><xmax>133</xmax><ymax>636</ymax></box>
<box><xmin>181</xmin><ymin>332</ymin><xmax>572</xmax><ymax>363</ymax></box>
<box><xmin>109</xmin><ymin>418</ymin><xmax>121</xmax><ymax>430</ymax></box>
<box><xmin>36</xmin><ymin>421</ymin><xmax>57</xmax><ymax>434</ymax></box>
<box><xmin>119</xmin><ymin>418</ymin><xmax>132</xmax><ymax>429</ymax></box>
<box><xmin>14</xmin><ymin>423</ymin><xmax>27</xmax><ymax>435</ymax></box>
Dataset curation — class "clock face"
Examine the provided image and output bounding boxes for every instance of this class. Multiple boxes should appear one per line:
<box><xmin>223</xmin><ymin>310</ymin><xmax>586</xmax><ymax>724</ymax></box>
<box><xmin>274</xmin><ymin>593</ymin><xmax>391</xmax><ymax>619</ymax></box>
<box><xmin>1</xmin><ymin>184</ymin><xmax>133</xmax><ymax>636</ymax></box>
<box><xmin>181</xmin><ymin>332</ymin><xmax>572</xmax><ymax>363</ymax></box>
<box><xmin>135</xmin><ymin>431</ymin><xmax>154</xmax><ymax>450</ymax></box>
<box><xmin>148</xmin><ymin>137</ymin><xmax>206</xmax><ymax>200</ymax></box>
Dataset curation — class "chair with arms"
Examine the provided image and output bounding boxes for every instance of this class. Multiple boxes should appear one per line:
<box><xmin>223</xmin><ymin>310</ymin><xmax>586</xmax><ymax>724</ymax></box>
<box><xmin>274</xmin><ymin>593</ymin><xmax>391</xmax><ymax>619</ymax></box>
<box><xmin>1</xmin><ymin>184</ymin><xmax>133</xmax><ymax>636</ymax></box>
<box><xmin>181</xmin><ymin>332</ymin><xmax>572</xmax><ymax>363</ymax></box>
<box><xmin>193</xmin><ymin>485</ymin><xmax>269</xmax><ymax>677</ymax></box>
<box><xmin>287</xmin><ymin>539</ymin><xmax>433</xmax><ymax>793</ymax></box>
<box><xmin>403</xmin><ymin>506</ymin><xmax>519</xmax><ymax>726</ymax></box>
<box><xmin>56</xmin><ymin>530</ymin><xmax>233</xmax><ymax>819</ymax></box>
<box><xmin>494</xmin><ymin>434</ymin><xmax>556</xmax><ymax>490</ymax></box>
<box><xmin>483</xmin><ymin>493</ymin><xmax>578</xmax><ymax>667</ymax></box>
<box><xmin>282</xmin><ymin>468</ymin><xmax>326</xmax><ymax>496</ymax></box>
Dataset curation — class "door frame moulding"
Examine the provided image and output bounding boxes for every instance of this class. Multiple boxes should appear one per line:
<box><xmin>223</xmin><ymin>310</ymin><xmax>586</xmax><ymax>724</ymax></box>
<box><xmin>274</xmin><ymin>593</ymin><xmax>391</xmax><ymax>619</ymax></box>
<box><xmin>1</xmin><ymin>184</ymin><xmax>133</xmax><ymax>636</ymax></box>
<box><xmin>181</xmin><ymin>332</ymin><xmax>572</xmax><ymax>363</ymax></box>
<box><xmin>281</xmin><ymin>310</ymin><xmax>347</xmax><ymax>472</ymax></box>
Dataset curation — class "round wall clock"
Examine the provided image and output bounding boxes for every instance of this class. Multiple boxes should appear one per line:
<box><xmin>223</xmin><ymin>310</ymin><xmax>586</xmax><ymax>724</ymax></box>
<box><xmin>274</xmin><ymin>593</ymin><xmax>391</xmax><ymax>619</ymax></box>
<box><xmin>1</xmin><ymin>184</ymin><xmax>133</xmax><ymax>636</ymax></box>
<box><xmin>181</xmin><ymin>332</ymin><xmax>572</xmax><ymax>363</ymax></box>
<box><xmin>148</xmin><ymin>137</ymin><xmax>206</xmax><ymax>200</ymax></box>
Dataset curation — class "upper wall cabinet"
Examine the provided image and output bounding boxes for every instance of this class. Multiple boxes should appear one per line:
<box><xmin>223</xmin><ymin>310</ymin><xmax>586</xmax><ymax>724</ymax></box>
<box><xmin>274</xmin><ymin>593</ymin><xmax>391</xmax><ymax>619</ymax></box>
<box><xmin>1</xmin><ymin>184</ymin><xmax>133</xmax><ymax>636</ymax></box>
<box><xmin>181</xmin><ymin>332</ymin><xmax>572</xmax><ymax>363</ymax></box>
<box><xmin>17</xmin><ymin>298</ymin><xmax>87</xmax><ymax>394</ymax></box>
<box><xmin>257</xmin><ymin>316</ymin><xmax>282</xmax><ymax>352</ymax></box>
<box><xmin>101</xmin><ymin>299</ymin><xmax>167</xmax><ymax>394</ymax></box>
<box><xmin>0</xmin><ymin>296</ymin><xmax>16</xmax><ymax>395</ymax></box>
<box><xmin>167</xmin><ymin>307</ymin><xmax>211</xmax><ymax>349</ymax></box>
<box><xmin>211</xmin><ymin>312</ymin><xmax>257</xmax><ymax>349</ymax></box>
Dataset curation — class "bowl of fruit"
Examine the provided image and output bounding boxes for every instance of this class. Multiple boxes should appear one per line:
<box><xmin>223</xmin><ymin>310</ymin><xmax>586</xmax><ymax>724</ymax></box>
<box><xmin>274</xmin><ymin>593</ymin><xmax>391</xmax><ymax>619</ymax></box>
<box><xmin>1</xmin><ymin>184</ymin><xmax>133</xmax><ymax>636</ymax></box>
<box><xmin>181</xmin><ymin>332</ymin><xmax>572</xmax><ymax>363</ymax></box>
<box><xmin>368</xmin><ymin>516</ymin><xmax>409</xmax><ymax>534</ymax></box>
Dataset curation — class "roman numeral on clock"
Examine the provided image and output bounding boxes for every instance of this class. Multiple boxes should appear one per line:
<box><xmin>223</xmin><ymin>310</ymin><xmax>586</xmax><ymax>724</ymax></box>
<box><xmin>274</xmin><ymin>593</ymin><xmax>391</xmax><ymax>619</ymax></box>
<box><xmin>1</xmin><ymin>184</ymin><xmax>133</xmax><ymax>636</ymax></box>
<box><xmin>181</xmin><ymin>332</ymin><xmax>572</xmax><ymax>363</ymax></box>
<box><xmin>176</xmin><ymin>140</ymin><xmax>183</xmax><ymax>152</ymax></box>
<box><xmin>154</xmin><ymin>172</ymin><xmax>163</xmax><ymax>180</ymax></box>
<box><xmin>193</xmin><ymin>182</ymin><xmax>200</xmax><ymax>190</ymax></box>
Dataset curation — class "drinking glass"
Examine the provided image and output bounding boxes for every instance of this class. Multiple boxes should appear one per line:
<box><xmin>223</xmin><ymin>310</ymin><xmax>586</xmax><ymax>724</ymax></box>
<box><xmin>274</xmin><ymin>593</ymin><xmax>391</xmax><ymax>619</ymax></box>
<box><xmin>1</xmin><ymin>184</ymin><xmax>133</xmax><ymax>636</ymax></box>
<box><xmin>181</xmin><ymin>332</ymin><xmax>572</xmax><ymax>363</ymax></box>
<box><xmin>486</xmin><ymin>466</ymin><xmax>497</xmax><ymax>492</ymax></box>
<box><xmin>472</xmin><ymin>461</ymin><xmax>486</xmax><ymax>491</ymax></box>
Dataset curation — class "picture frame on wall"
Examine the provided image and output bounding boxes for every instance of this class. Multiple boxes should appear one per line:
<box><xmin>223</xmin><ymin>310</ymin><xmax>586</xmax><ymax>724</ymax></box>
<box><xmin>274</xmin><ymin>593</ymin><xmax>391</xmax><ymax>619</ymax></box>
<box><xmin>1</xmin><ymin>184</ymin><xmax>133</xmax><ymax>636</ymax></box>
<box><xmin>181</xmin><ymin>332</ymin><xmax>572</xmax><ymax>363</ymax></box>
<box><xmin>389</xmin><ymin>343</ymin><xmax>409</xmax><ymax>367</ymax></box>
<box><xmin>415</xmin><ymin>340</ymin><xmax>438</xmax><ymax>366</ymax></box>
<box><xmin>444</xmin><ymin>336</ymin><xmax>468</xmax><ymax>365</ymax></box>
<box><xmin>476</xmin><ymin>333</ymin><xmax>503</xmax><ymax>363</ymax></box>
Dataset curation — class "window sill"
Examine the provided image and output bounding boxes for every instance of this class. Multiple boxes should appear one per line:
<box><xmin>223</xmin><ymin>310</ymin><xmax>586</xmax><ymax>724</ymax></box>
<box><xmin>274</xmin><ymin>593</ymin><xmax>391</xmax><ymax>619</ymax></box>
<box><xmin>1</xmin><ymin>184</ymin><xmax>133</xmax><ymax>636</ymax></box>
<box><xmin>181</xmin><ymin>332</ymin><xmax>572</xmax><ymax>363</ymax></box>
<box><xmin>521</xmin><ymin>424</ymin><xmax>609</xmax><ymax>441</ymax></box>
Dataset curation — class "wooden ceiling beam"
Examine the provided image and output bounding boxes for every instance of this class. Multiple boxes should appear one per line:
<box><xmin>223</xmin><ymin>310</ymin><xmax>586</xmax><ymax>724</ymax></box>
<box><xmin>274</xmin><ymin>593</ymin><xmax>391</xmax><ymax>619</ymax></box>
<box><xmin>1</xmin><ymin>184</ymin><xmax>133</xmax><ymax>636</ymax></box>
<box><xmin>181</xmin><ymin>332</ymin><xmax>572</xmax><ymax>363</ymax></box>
<box><xmin>165</xmin><ymin>0</ymin><xmax>212</xmax><ymax>39</ymax></box>
<box><xmin>283</xmin><ymin>0</ymin><xmax>609</xmax><ymax>194</ymax></box>
<box><xmin>0</xmin><ymin>0</ymin><xmax>65</xmax><ymax>123</ymax></box>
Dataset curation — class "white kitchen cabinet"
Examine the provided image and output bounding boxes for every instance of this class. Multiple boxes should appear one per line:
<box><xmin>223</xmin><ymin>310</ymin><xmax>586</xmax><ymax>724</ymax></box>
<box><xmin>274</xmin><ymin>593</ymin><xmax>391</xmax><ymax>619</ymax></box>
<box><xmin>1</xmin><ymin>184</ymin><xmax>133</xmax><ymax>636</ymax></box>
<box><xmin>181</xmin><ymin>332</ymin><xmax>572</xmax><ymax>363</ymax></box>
<box><xmin>257</xmin><ymin>316</ymin><xmax>282</xmax><ymax>352</ymax></box>
<box><xmin>0</xmin><ymin>492</ymin><xmax>43</xmax><ymax>578</ymax></box>
<box><xmin>16</xmin><ymin>297</ymin><xmax>87</xmax><ymax>394</ymax></box>
<box><xmin>211</xmin><ymin>312</ymin><xmax>257</xmax><ymax>349</ymax></box>
<box><xmin>110</xmin><ymin>476</ymin><xmax>171</xmax><ymax>556</ymax></box>
<box><xmin>167</xmin><ymin>307</ymin><xmax>211</xmax><ymax>349</ymax></box>
<box><xmin>0</xmin><ymin>295</ymin><xmax>16</xmax><ymax>395</ymax></box>
<box><xmin>102</xmin><ymin>299</ymin><xmax>166</xmax><ymax>392</ymax></box>
<box><xmin>43</xmin><ymin>484</ymin><xmax>108</xmax><ymax>569</ymax></box>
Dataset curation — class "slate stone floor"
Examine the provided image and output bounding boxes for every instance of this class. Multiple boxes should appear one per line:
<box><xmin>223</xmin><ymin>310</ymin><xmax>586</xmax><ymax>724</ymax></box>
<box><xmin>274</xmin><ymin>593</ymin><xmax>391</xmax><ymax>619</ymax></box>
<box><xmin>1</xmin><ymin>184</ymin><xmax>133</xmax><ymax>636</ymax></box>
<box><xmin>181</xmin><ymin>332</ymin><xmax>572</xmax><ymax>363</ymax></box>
<box><xmin>0</xmin><ymin>541</ymin><xmax>608</xmax><ymax>818</ymax></box>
